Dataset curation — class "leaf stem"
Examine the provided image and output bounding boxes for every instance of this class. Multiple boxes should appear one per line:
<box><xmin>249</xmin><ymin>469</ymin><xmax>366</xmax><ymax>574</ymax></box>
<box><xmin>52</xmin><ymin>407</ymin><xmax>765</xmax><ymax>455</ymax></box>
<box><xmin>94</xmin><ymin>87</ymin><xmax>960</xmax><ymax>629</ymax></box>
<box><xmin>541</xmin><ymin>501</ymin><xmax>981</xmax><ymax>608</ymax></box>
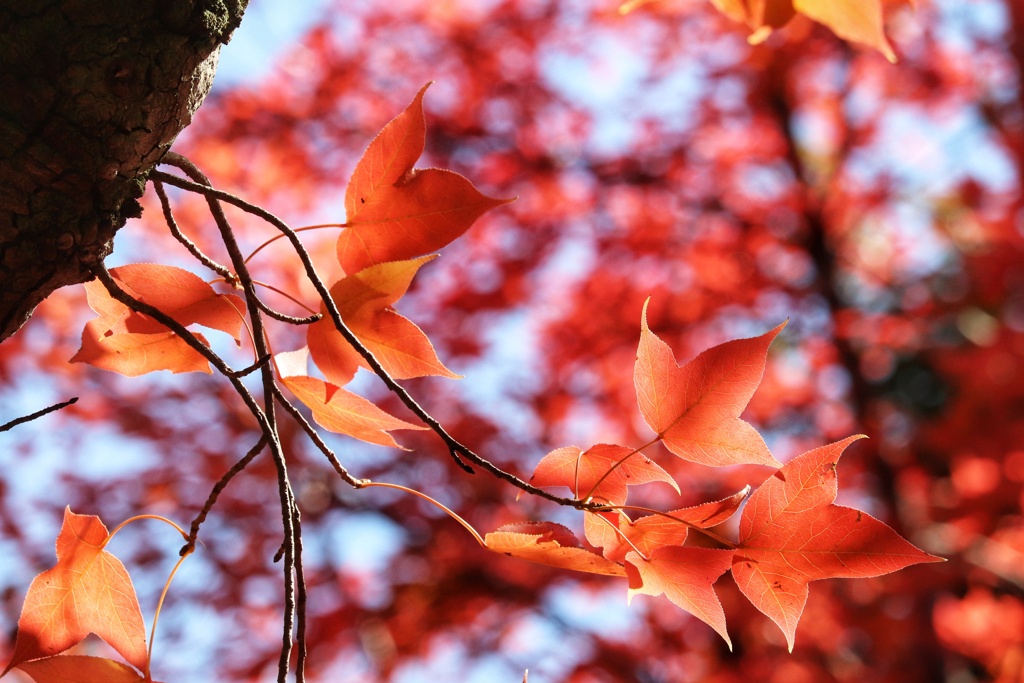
<box><xmin>146</xmin><ymin>550</ymin><xmax>190</xmax><ymax>681</ymax></box>
<box><xmin>361</xmin><ymin>481</ymin><xmax>485</xmax><ymax>547</ymax></box>
<box><xmin>244</xmin><ymin>224</ymin><xmax>349</xmax><ymax>265</ymax></box>
<box><xmin>249</xmin><ymin>279</ymin><xmax>319</xmax><ymax>315</ymax></box>
<box><xmin>104</xmin><ymin>514</ymin><xmax>188</xmax><ymax>549</ymax></box>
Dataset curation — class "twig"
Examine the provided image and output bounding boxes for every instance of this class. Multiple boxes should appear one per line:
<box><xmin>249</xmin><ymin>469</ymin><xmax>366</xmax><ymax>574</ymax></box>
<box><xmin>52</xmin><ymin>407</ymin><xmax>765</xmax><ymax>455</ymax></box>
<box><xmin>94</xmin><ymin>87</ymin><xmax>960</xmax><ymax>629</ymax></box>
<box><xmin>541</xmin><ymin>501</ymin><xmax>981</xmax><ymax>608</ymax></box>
<box><xmin>228</xmin><ymin>354</ymin><xmax>272</xmax><ymax>378</ymax></box>
<box><xmin>0</xmin><ymin>397</ymin><xmax>77</xmax><ymax>433</ymax></box>
<box><xmin>253</xmin><ymin>296</ymin><xmax>322</xmax><ymax>325</ymax></box>
<box><xmin>272</xmin><ymin>385</ymin><xmax>366</xmax><ymax>489</ymax></box>
<box><xmin>153</xmin><ymin>179</ymin><xmax>237</xmax><ymax>285</ymax></box>
<box><xmin>149</xmin><ymin>169</ymin><xmax>606</xmax><ymax>512</ymax></box>
<box><xmin>181</xmin><ymin>436</ymin><xmax>267</xmax><ymax>555</ymax></box>
<box><xmin>156</xmin><ymin>152</ymin><xmax>298</xmax><ymax>683</ymax></box>
<box><xmin>292</xmin><ymin>503</ymin><xmax>307</xmax><ymax>683</ymax></box>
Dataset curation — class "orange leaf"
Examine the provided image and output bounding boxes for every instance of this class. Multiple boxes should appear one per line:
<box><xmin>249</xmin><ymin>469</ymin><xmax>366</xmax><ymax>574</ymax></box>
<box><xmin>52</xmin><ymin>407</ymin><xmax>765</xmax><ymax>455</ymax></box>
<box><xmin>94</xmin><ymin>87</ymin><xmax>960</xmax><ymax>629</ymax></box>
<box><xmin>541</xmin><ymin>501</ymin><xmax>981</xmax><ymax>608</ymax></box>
<box><xmin>625</xmin><ymin>547</ymin><xmax>734</xmax><ymax>648</ymax></box>
<box><xmin>277</xmin><ymin>349</ymin><xmax>427</xmax><ymax>448</ymax></box>
<box><xmin>527</xmin><ymin>443</ymin><xmax>678</xmax><ymax>505</ymax></box>
<box><xmin>71</xmin><ymin>264</ymin><xmax>245</xmax><ymax>376</ymax></box>
<box><xmin>793</xmin><ymin>0</ymin><xmax>896</xmax><ymax>62</ymax></box>
<box><xmin>710</xmin><ymin>0</ymin><xmax>795</xmax><ymax>30</ymax></box>
<box><xmin>733</xmin><ymin>436</ymin><xmax>943</xmax><ymax>651</ymax></box>
<box><xmin>4</xmin><ymin>509</ymin><xmax>148</xmax><ymax>674</ymax></box>
<box><xmin>634</xmin><ymin>299</ymin><xmax>783</xmax><ymax>467</ymax></box>
<box><xmin>17</xmin><ymin>656</ymin><xmax>150</xmax><ymax>683</ymax></box>
<box><xmin>84</xmin><ymin>264</ymin><xmax>244</xmax><ymax>341</ymax></box>
<box><xmin>71</xmin><ymin>320</ymin><xmax>212</xmax><ymax>377</ymax></box>
<box><xmin>337</xmin><ymin>84</ymin><xmax>511</xmax><ymax>274</ymax></box>
<box><xmin>583</xmin><ymin>509</ymin><xmax>628</xmax><ymax>559</ymax></box>
<box><xmin>484</xmin><ymin>522</ymin><xmax>626</xmax><ymax>577</ymax></box>
<box><xmin>709</xmin><ymin>0</ymin><xmax>897</xmax><ymax>62</ymax></box>
<box><xmin>308</xmin><ymin>257</ymin><xmax>458</xmax><ymax>383</ymax></box>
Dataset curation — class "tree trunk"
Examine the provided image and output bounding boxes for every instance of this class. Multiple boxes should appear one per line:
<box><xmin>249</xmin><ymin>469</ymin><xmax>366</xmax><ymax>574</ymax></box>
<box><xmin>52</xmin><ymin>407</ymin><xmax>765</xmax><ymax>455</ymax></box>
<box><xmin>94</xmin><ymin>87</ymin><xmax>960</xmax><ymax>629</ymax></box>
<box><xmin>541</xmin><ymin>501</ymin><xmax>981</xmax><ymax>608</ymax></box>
<box><xmin>0</xmin><ymin>0</ymin><xmax>247</xmax><ymax>341</ymax></box>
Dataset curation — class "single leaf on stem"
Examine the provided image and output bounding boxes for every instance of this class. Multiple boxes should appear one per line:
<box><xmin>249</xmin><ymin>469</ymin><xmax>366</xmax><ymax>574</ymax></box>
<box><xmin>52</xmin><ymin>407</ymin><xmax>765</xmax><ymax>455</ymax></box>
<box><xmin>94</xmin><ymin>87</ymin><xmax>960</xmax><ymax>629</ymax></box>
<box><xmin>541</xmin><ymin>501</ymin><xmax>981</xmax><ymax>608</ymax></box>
<box><xmin>70</xmin><ymin>264</ymin><xmax>245</xmax><ymax>376</ymax></box>
<box><xmin>484</xmin><ymin>521</ymin><xmax>626</xmax><ymax>577</ymax></box>
<box><xmin>307</xmin><ymin>256</ymin><xmax>458</xmax><ymax>384</ymax></box>
<box><xmin>733</xmin><ymin>435</ymin><xmax>944</xmax><ymax>651</ymax></box>
<box><xmin>625</xmin><ymin>547</ymin><xmax>734</xmax><ymax>649</ymax></box>
<box><xmin>634</xmin><ymin>299</ymin><xmax>783</xmax><ymax>468</ymax></box>
<box><xmin>276</xmin><ymin>349</ymin><xmax>427</xmax><ymax>448</ymax></box>
<box><xmin>72</xmin><ymin>322</ymin><xmax>213</xmax><ymax>377</ymax></box>
<box><xmin>17</xmin><ymin>655</ymin><xmax>151</xmax><ymax>683</ymax></box>
<box><xmin>337</xmin><ymin>84</ymin><xmax>512</xmax><ymax>274</ymax></box>
<box><xmin>83</xmin><ymin>264</ymin><xmax>244</xmax><ymax>341</ymax></box>
<box><xmin>794</xmin><ymin>0</ymin><xmax>897</xmax><ymax>62</ymax></box>
<box><xmin>527</xmin><ymin>443</ymin><xmax>678</xmax><ymax>505</ymax></box>
<box><xmin>3</xmin><ymin>509</ymin><xmax>148</xmax><ymax>674</ymax></box>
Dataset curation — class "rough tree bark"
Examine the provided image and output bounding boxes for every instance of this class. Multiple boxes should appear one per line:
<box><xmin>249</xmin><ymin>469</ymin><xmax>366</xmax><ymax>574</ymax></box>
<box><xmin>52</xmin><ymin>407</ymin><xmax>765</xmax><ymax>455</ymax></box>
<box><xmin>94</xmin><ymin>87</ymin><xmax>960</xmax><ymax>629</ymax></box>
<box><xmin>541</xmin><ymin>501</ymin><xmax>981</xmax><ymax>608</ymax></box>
<box><xmin>0</xmin><ymin>0</ymin><xmax>247</xmax><ymax>342</ymax></box>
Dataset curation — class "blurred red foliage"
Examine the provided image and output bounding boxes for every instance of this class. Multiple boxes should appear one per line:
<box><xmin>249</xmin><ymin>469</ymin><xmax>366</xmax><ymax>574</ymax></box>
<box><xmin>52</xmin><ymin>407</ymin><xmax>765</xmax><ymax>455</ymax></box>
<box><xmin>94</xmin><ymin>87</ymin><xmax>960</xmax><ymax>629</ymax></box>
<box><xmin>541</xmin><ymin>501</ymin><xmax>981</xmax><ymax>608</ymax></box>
<box><xmin>2</xmin><ymin>0</ymin><xmax>1023</xmax><ymax>681</ymax></box>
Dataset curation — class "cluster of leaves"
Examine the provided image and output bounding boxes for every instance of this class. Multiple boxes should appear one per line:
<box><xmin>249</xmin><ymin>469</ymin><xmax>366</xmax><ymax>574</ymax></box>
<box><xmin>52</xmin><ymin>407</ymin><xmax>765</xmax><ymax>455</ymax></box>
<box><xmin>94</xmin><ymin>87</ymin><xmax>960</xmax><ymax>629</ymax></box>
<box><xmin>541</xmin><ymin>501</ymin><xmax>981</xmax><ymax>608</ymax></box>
<box><xmin>3</xmin><ymin>78</ymin><xmax>939</xmax><ymax>680</ymax></box>
<box><xmin>4</xmin><ymin>0</ymin><xmax>1023</xmax><ymax>680</ymax></box>
<box><xmin>487</xmin><ymin>308</ymin><xmax>939</xmax><ymax>651</ymax></box>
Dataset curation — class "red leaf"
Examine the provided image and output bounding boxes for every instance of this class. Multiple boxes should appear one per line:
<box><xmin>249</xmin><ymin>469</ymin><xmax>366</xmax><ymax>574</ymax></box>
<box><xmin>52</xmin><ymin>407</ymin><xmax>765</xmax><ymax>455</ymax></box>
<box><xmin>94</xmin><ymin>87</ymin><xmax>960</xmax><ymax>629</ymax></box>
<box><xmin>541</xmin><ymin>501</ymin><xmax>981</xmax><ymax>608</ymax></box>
<box><xmin>277</xmin><ymin>349</ymin><xmax>427</xmax><ymax>448</ymax></box>
<box><xmin>527</xmin><ymin>443</ymin><xmax>678</xmax><ymax>505</ymax></box>
<box><xmin>17</xmin><ymin>656</ymin><xmax>150</xmax><ymax>683</ymax></box>
<box><xmin>634</xmin><ymin>298</ymin><xmax>783</xmax><ymax>467</ymax></box>
<box><xmin>625</xmin><ymin>547</ymin><xmax>734</xmax><ymax>649</ymax></box>
<box><xmin>308</xmin><ymin>256</ymin><xmax>458</xmax><ymax>383</ymax></box>
<box><xmin>484</xmin><ymin>522</ymin><xmax>626</xmax><ymax>577</ymax></box>
<box><xmin>733</xmin><ymin>436</ymin><xmax>944</xmax><ymax>650</ymax></box>
<box><xmin>337</xmin><ymin>84</ymin><xmax>511</xmax><ymax>274</ymax></box>
<box><xmin>3</xmin><ymin>509</ymin><xmax>148</xmax><ymax>674</ymax></box>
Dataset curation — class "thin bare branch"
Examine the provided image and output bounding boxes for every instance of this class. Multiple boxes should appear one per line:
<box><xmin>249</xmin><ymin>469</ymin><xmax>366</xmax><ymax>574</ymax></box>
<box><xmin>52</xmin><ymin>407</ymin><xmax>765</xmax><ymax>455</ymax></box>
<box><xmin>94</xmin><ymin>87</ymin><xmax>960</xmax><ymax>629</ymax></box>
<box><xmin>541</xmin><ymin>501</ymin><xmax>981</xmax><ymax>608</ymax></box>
<box><xmin>253</xmin><ymin>296</ymin><xmax>322</xmax><ymax>325</ymax></box>
<box><xmin>153</xmin><ymin>179</ymin><xmax>237</xmax><ymax>285</ymax></box>
<box><xmin>0</xmin><ymin>396</ymin><xmax>78</xmax><ymax>433</ymax></box>
<box><xmin>181</xmin><ymin>436</ymin><xmax>267</xmax><ymax>555</ymax></box>
<box><xmin>272</xmin><ymin>385</ymin><xmax>367</xmax><ymax>489</ymax></box>
<box><xmin>156</xmin><ymin>152</ymin><xmax>298</xmax><ymax>683</ymax></box>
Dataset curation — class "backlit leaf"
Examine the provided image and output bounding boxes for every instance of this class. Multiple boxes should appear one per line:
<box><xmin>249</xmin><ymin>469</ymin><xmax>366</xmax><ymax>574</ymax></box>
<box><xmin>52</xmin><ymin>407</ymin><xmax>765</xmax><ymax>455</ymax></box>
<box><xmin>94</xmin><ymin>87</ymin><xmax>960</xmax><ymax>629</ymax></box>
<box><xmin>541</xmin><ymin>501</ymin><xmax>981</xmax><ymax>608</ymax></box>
<box><xmin>706</xmin><ymin>0</ymin><xmax>897</xmax><ymax>61</ymax></box>
<box><xmin>71</xmin><ymin>321</ymin><xmax>212</xmax><ymax>377</ymax></box>
<box><xmin>308</xmin><ymin>256</ymin><xmax>458</xmax><ymax>383</ymax></box>
<box><xmin>625</xmin><ymin>547</ymin><xmax>734</xmax><ymax>649</ymax></box>
<box><xmin>277</xmin><ymin>350</ymin><xmax>427</xmax><ymax>448</ymax></box>
<box><xmin>337</xmin><ymin>85</ymin><xmax>512</xmax><ymax>274</ymax></box>
<box><xmin>527</xmin><ymin>443</ymin><xmax>678</xmax><ymax>505</ymax></box>
<box><xmin>70</xmin><ymin>264</ymin><xmax>245</xmax><ymax>376</ymax></box>
<box><xmin>794</xmin><ymin>0</ymin><xmax>896</xmax><ymax>62</ymax></box>
<box><xmin>484</xmin><ymin>521</ymin><xmax>626</xmax><ymax>577</ymax></box>
<box><xmin>733</xmin><ymin>436</ymin><xmax>943</xmax><ymax>650</ymax></box>
<box><xmin>634</xmin><ymin>299</ymin><xmax>783</xmax><ymax>467</ymax></box>
<box><xmin>17</xmin><ymin>656</ymin><xmax>150</xmax><ymax>683</ymax></box>
<box><xmin>3</xmin><ymin>509</ymin><xmax>148</xmax><ymax>674</ymax></box>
